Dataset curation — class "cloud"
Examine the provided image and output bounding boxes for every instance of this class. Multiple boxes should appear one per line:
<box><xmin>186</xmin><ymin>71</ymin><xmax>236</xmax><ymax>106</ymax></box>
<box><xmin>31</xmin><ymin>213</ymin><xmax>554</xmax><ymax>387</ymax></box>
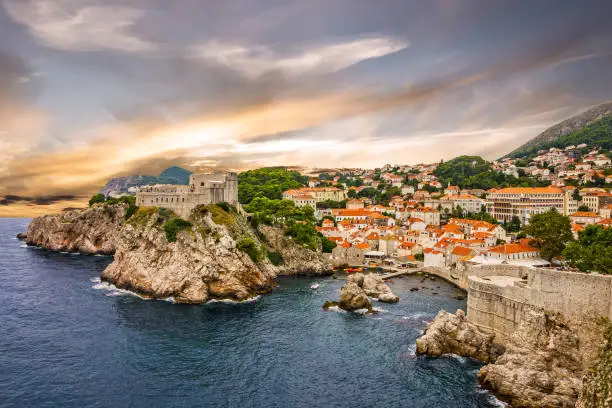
<box><xmin>191</xmin><ymin>36</ymin><xmax>409</xmax><ymax>78</ymax></box>
<box><xmin>0</xmin><ymin>194</ymin><xmax>77</xmax><ymax>206</ymax></box>
<box><xmin>2</xmin><ymin>0</ymin><xmax>155</xmax><ymax>53</ymax></box>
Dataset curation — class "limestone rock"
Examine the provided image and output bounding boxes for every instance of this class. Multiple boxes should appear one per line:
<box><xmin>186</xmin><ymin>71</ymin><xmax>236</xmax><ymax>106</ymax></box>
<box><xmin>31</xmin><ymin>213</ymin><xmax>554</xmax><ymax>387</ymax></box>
<box><xmin>102</xmin><ymin>206</ymin><xmax>276</xmax><ymax>303</ymax></box>
<box><xmin>339</xmin><ymin>281</ymin><xmax>371</xmax><ymax>311</ymax></box>
<box><xmin>576</xmin><ymin>319</ymin><xmax>612</xmax><ymax>408</ymax></box>
<box><xmin>415</xmin><ymin>309</ymin><xmax>497</xmax><ymax>362</ymax></box>
<box><xmin>258</xmin><ymin>224</ymin><xmax>332</xmax><ymax>276</ymax></box>
<box><xmin>25</xmin><ymin>204</ymin><xmax>125</xmax><ymax>254</ymax></box>
<box><xmin>362</xmin><ymin>273</ymin><xmax>399</xmax><ymax>303</ymax></box>
<box><xmin>16</xmin><ymin>233</ymin><xmax>27</xmax><ymax>241</ymax></box>
<box><xmin>478</xmin><ymin>309</ymin><xmax>584</xmax><ymax>408</ymax></box>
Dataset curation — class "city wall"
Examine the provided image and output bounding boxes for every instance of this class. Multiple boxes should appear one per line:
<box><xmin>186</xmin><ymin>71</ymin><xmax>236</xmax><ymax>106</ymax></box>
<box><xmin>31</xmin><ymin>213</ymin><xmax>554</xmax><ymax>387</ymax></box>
<box><xmin>424</xmin><ymin>264</ymin><xmax>612</xmax><ymax>343</ymax></box>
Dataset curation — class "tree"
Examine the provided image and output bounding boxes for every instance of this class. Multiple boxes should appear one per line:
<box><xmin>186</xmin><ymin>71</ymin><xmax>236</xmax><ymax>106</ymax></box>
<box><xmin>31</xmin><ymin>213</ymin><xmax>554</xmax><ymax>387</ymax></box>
<box><xmin>347</xmin><ymin>188</ymin><xmax>358</xmax><ymax>198</ymax></box>
<box><xmin>572</xmin><ymin>188</ymin><xmax>581</xmax><ymax>202</ymax></box>
<box><xmin>89</xmin><ymin>194</ymin><xmax>106</xmax><ymax>206</ymax></box>
<box><xmin>521</xmin><ymin>209</ymin><xmax>573</xmax><ymax>262</ymax></box>
<box><xmin>563</xmin><ymin>225</ymin><xmax>612</xmax><ymax>273</ymax></box>
<box><xmin>238</xmin><ymin>167</ymin><xmax>307</xmax><ymax>204</ymax></box>
<box><xmin>577</xmin><ymin>205</ymin><xmax>591</xmax><ymax>212</ymax></box>
<box><xmin>504</xmin><ymin>216</ymin><xmax>522</xmax><ymax>233</ymax></box>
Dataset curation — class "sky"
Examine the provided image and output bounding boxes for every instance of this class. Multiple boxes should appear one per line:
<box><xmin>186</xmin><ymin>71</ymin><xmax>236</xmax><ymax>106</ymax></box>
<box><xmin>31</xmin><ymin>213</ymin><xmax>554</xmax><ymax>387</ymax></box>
<box><xmin>1</xmin><ymin>0</ymin><xmax>612</xmax><ymax>216</ymax></box>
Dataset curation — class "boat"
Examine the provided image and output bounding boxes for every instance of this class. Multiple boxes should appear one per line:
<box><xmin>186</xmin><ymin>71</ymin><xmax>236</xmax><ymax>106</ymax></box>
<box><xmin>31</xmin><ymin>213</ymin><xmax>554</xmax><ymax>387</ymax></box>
<box><xmin>345</xmin><ymin>267</ymin><xmax>363</xmax><ymax>273</ymax></box>
<box><xmin>310</xmin><ymin>283</ymin><xmax>320</xmax><ymax>289</ymax></box>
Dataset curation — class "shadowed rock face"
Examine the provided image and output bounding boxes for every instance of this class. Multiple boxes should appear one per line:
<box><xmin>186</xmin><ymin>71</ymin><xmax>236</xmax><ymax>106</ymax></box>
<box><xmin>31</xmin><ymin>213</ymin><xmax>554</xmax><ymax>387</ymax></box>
<box><xmin>416</xmin><ymin>309</ymin><xmax>498</xmax><ymax>363</ymax></box>
<box><xmin>417</xmin><ymin>308</ymin><xmax>594</xmax><ymax>408</ymax></box>
<box><xmin>478</xmin><ymin>310</ymin><xmax>584</xmax><ymax>408</ymax></box>
<box><xmin>23</xmin><ymin>204</ymin><xmax>332</xmax><ymax>304</ymax></box>
<box><xmin>102</xmin><ymin>208</ymin><xmax>277</xmax><ymax>303</ymax></box>
<box><xmin>25</xmin><ymin>204</ymin><xmax>126</xmax><ymax>255</ymax></box>
<box><xmin>258</xmin><ymin>224</ymin><xmax>331</xmax><ymax>276</ymax></box>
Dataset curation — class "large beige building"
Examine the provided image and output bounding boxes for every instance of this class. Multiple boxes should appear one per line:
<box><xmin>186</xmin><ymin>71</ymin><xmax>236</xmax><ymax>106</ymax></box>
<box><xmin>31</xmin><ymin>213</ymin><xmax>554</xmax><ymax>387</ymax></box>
<box><xmin>486</xmin><ymin>187</ymin><xmax>572</xmax><ymax>225</ymax></box>
<box><xmin>136</xmin><ymin>171</ymin><xmax>238</xmax><ymax>218</ymax></box>
<box><xmin>283</xmin><ymin>187</ymin><xmax>346</xmax><ymax>203</ymax></box>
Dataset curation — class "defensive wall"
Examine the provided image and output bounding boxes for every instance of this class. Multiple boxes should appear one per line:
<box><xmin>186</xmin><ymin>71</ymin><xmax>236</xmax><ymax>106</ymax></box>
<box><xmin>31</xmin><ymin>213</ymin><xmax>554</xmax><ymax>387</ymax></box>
<box><xmin>423</xmin><ymin>264</ymin><xmax>612</xmax><ymax>343</ymax></box>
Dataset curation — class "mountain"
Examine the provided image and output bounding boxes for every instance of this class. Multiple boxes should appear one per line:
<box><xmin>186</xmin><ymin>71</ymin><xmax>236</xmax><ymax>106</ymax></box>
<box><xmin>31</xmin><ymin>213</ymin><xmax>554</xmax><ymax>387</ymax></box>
<box><xmin>99</xmin><ymin>166</ymin><xmax>192</xmax><ymax>196</ymax></box>
<box><xmin>504</xmin><ymin>102</ymin><xmax>612</xmax><ymax>159</ymax></box>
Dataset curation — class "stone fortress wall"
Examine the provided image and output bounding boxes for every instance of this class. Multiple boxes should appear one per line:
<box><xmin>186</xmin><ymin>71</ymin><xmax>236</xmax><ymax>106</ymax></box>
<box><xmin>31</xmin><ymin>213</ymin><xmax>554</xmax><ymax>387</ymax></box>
<box><xmin>424</xmin><ymin>264</ymin><xmax>612</xmax><ymax>343</ymax></box>
<box><xmin>136</xmin><ymin>171</ymin><xmax>238</xmax><ymax>218</ymax></box>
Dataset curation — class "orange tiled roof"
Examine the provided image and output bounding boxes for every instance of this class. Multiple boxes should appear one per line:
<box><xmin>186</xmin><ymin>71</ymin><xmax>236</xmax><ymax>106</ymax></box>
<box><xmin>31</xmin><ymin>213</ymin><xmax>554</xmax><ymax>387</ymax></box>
<box><xmin>451</xmin><ymin>246</ymin><xmax>473</xmax><ymax>256</ymax></box>
<box><xmin>488</xmin><ymin>242</ymin><xmax>538</xmax><ymax>254</ymax></box>
<box><xmin>490</xmin><ymin>187</ymin><xmax>563</xmax><ymax>194</ymax></box>
<box><xmin>570</xmin><ymin>211</ymin><xmax>599</xmax><ymax>217</ymax></box>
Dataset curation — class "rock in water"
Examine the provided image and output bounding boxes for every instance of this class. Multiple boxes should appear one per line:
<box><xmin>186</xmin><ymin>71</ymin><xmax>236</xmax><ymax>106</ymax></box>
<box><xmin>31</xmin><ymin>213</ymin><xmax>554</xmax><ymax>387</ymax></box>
<box><xmin>415</xmin><ymin>309</ymin><xmax>497</xmax><ymax>362</ymax></box>
<box><xmin>16</xmin><ymin>233</ymin><xmax>27</xmax><ymax>241</ymax></box>
<box><xmin>102</xmin><ymin>206</ymin><xmax>276</xmax><ymax>303</ymax></box>
<box><xmin>26</xmin><ymin>204</ymin><xmax>126</xmax><ymax>255</ymax></box>
<box><xmin>478</xmin><ymin>310</ymin><xmax>584</xmax><ymax>408</ymax></box>
<box><xmin>362</xmin><ymin>273</ymin><xmax>399</xmax><ymax>303</ymax></box>
<box><xmin>339</xmin><ymin>281</ymin><xmax>371</xmax><ymax>311</ymax></box>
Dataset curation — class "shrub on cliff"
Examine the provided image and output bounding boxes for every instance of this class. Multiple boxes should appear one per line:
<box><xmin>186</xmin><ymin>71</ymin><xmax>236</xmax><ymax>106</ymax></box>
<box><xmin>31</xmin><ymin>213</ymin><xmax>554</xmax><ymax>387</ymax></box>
<box><xmin>89</xmin><ymin>194</ymin><xmax>106</xmax><ymax>206</ymax></box>
<box><xmin>163</xmin><ymin>218</ymin><xmax>193</xmax><ymax>243</ymax></box>
<box><xmin>237</xmin><ymin>237</ymin><xmax>263</xmax><ymax>262</ymax></box>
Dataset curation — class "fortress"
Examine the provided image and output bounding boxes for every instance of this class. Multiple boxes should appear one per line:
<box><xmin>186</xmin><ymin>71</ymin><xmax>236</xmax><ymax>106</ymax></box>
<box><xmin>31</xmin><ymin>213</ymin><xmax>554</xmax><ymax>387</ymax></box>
<box><xmin>136</xmin><ymin>171</ymin><xmax>238</xmax><ymax>218</ymax></box>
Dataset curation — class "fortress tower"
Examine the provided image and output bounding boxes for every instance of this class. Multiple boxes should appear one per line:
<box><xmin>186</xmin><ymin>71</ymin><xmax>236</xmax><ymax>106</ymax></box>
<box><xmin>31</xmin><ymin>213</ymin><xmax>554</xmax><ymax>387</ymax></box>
<box><xmin>136</xmin><ymin>171</ymin><xmax>238</xmax><ymax>218</ymax></box>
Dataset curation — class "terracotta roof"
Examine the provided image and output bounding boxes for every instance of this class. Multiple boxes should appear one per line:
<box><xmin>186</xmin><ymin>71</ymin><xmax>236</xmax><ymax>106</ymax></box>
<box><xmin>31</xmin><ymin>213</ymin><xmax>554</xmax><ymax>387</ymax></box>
<box><xmin>489</xmin><ymin>187</ymin><xmax>563</xmax><ymax>194</ymax></box>
<box><xmin>570</xmin><ymin>211</ymin><xmax>599</xmax><ymax>217</ymax></box>
<box><xmin>488</xmin><ymin>242</ymin><xmax>538</xmax><ymax>254</ymax></box>
<box><xmin>451</xmin><ymin>246</ymin><xmax>473</xmax><ymax>256</ymax></box>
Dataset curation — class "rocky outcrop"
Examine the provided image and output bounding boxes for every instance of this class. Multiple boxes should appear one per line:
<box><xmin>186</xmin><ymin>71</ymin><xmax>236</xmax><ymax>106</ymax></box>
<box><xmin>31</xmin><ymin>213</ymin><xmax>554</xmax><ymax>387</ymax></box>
<box><xmin>574</xmin><ymin>318</ymin><xmax>611</xmax><ymax>408</ymax></box>
<box><xmin>416</xmin><ymin>310</ymin><xmax>498</xmax><ymax>362</ymax></box>
<box><xmin>325</xmin><ymin>273</ymin><xmax>398</xmax><ymax>312</ymax></box>
<box><xmin>417</xmin><ymin>308</ymin><xmax>594</xmax><ymax>408</ymax></box>
<box><xmin>258</xmin><ymin>224</ymin><xmax>331</xmax><ymax>276</ymax></box>
<box><xmin>339</xmin><ymin>278</ymin><xmax>372</xmax><ymax>311</ymax></box>
<box><xmin>25</xmin><ymin>204</ymin><xmax>126</xmax><ymax>254</ymax></box>
<box><xmin>362</xmin><ymin>273</ymin><xmax>399</xmax><ymax>303</ymax></box>
<box><xmin>102</xmin><ymin>206</ymin><xmax>276</xmax><ymax>303</ymax></box>
<box><xmin>478</xmin><ymin>310</ymin><xmax>584</xmax><ymax>408</ymax></box>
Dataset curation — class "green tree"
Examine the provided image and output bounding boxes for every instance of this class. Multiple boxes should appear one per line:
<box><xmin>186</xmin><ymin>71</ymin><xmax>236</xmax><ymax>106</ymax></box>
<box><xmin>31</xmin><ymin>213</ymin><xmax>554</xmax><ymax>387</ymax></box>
<box><xmin>563</xmin><ymin>225</ymin><xmax>612</xmax><ymax>273</ymax></box>
<box><xmin>577</xmin><ymin>205</ymin><xmax>591</xmax><ymax>212</ymax></box>
<box><xmin>238</xmin><ymin>167</ymin><xmax>307</xmax><ymax>204</ymax></box>
<box><xmin>237</xmin><ymin>237</ymin><xmax>263</xmax><ymax>262</ymax></box>
<box><xmin>504</xmin><ymin>216</ymin><xmax>522</xmax><ymax>233</ymax></box>
<box><xmin>521</xmin><ymin>209</ymin><xmax>573</xmax><ymax>262</ymax></box>
<box><xmin>89</xmin><ymin>194</ymin><xmax>106</xmax><ymax>206</ymax></box>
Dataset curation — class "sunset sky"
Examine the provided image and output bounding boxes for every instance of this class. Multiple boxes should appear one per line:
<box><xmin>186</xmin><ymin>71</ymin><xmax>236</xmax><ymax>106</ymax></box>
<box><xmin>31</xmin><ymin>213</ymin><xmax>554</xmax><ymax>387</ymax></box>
<box><xmin>1</xmin><ymin>0</ymin><xmax>612</xmax><ymax>216</ymax></box>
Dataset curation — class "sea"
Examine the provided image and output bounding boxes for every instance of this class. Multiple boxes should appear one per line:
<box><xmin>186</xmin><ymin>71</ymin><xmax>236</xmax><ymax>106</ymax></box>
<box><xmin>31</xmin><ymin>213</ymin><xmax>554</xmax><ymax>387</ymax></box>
<box><xmin>0</xmin><ymin>218</ymin><xmax>505</xmax><ymax>408</ymax></box>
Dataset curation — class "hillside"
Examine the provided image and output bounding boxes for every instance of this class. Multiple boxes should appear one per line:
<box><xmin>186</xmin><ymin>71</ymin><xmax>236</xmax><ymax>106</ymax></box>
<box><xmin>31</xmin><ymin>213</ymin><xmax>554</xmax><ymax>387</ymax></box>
<box><xmin>99</xmin><ymin>166</ymin><xmax>192</xmax><ymax>196</ymax></box>
<box><xmin>505</xmin><ymin>102</ymin><xmax>612</xmax><ymax>159</ymax></box>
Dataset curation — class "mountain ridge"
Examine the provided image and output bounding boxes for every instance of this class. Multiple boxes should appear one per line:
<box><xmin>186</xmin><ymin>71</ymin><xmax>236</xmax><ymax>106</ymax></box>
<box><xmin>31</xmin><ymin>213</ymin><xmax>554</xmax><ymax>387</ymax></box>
<box><xmin>504</xmin><ymin>101</ymin><xmax>612</xmax><ymax>159</ymax></box>
<box><xmin>99</xmin><ymin>166</ymin><xmax>192</xmax><ymax>196</ymax></box>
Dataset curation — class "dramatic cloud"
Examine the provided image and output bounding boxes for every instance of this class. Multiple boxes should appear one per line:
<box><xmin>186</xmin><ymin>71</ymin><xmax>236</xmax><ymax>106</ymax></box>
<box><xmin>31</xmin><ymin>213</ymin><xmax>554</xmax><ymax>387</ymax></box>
<box><xmin>2</xmin><ymin>0</ymin><xmax>155</xmax><ymax>52</ymax></box>
<box><xmin>0</xmin><ymin>194</ymin><xmax>77</xmax><ymax>206</ymax></box>
<box><xmin>192</xmin><ymin>36</ymin><xmax>409</xmax><ymax>78</ymax></box>
<box><xmin>0</xmin><ymin>0</ymin><xmax>611</xmax><ymax>216</ymax></box>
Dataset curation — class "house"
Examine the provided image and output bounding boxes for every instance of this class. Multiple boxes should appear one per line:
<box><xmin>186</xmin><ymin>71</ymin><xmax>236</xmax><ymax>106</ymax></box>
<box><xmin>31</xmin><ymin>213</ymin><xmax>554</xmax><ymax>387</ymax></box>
<box><xmin>346</xmin><ymin>198</ymin><xmax>365</xmax><ymax>209</ymax></box>
<box><xmin>330</xmin><ymin>243</ymin><xmax>365</xmax><ymax>266</ymax></box>
<box><xmin>484</xmin><ymin>240</ymin><xmax>540</xmax><ymax>263</ymax></box>
<box><xmin>444</xmin><ymin>186</ymin><xmax>460</xmax><ymax>196</ymax></box>
<box><xmin>410</xmin><ymin>207</ymin><xmax>440</xmax><ymax>226</ymax></box>
<box><xmin>569</xmin><ymin>211</ymin><xmax>602</xmax><ymax>225</ymax></box>
<box><xmin>423</xmin><ymin>248</ymin><xmax>445</xmax><ymax>267</ymax></box>
<box><xmin>449</xmin><ymin>246</ymin><xmax>475</xmax><ymax>265</ymax></box>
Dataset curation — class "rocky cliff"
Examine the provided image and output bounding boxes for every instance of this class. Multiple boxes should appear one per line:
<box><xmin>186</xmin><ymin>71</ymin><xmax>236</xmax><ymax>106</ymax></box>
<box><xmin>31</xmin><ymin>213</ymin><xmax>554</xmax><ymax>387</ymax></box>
<box><xmin>102</xmin><ymin>206</ymin><xmax>276</xmax><ymax>303</ymax></box>
<box><xmin>416</xmin><ymin>308</ymin><xmax>605</xmax><ymax>408</ymax></box>
<box><xmin>23</xmin><ymin>203</ymin><xmax>332</xmax><ymax>303</ymax></box>
<box><xmin>25</xmin><ymin>204</ymin><xmax>126</xmax><ymax>255</ymax></box>
<box><xmin>258</xmin><ymin>224</ymin><xmax>331</xmax><ymax>276</ymax></box>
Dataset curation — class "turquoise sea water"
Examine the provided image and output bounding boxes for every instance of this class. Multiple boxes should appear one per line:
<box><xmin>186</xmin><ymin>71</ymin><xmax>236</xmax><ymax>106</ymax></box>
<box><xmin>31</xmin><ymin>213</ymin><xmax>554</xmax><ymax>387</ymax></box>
<box><xmin>0</xmin><ymin>218</ymin><xmax>503</xmax><ymax>407</ymax></box>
